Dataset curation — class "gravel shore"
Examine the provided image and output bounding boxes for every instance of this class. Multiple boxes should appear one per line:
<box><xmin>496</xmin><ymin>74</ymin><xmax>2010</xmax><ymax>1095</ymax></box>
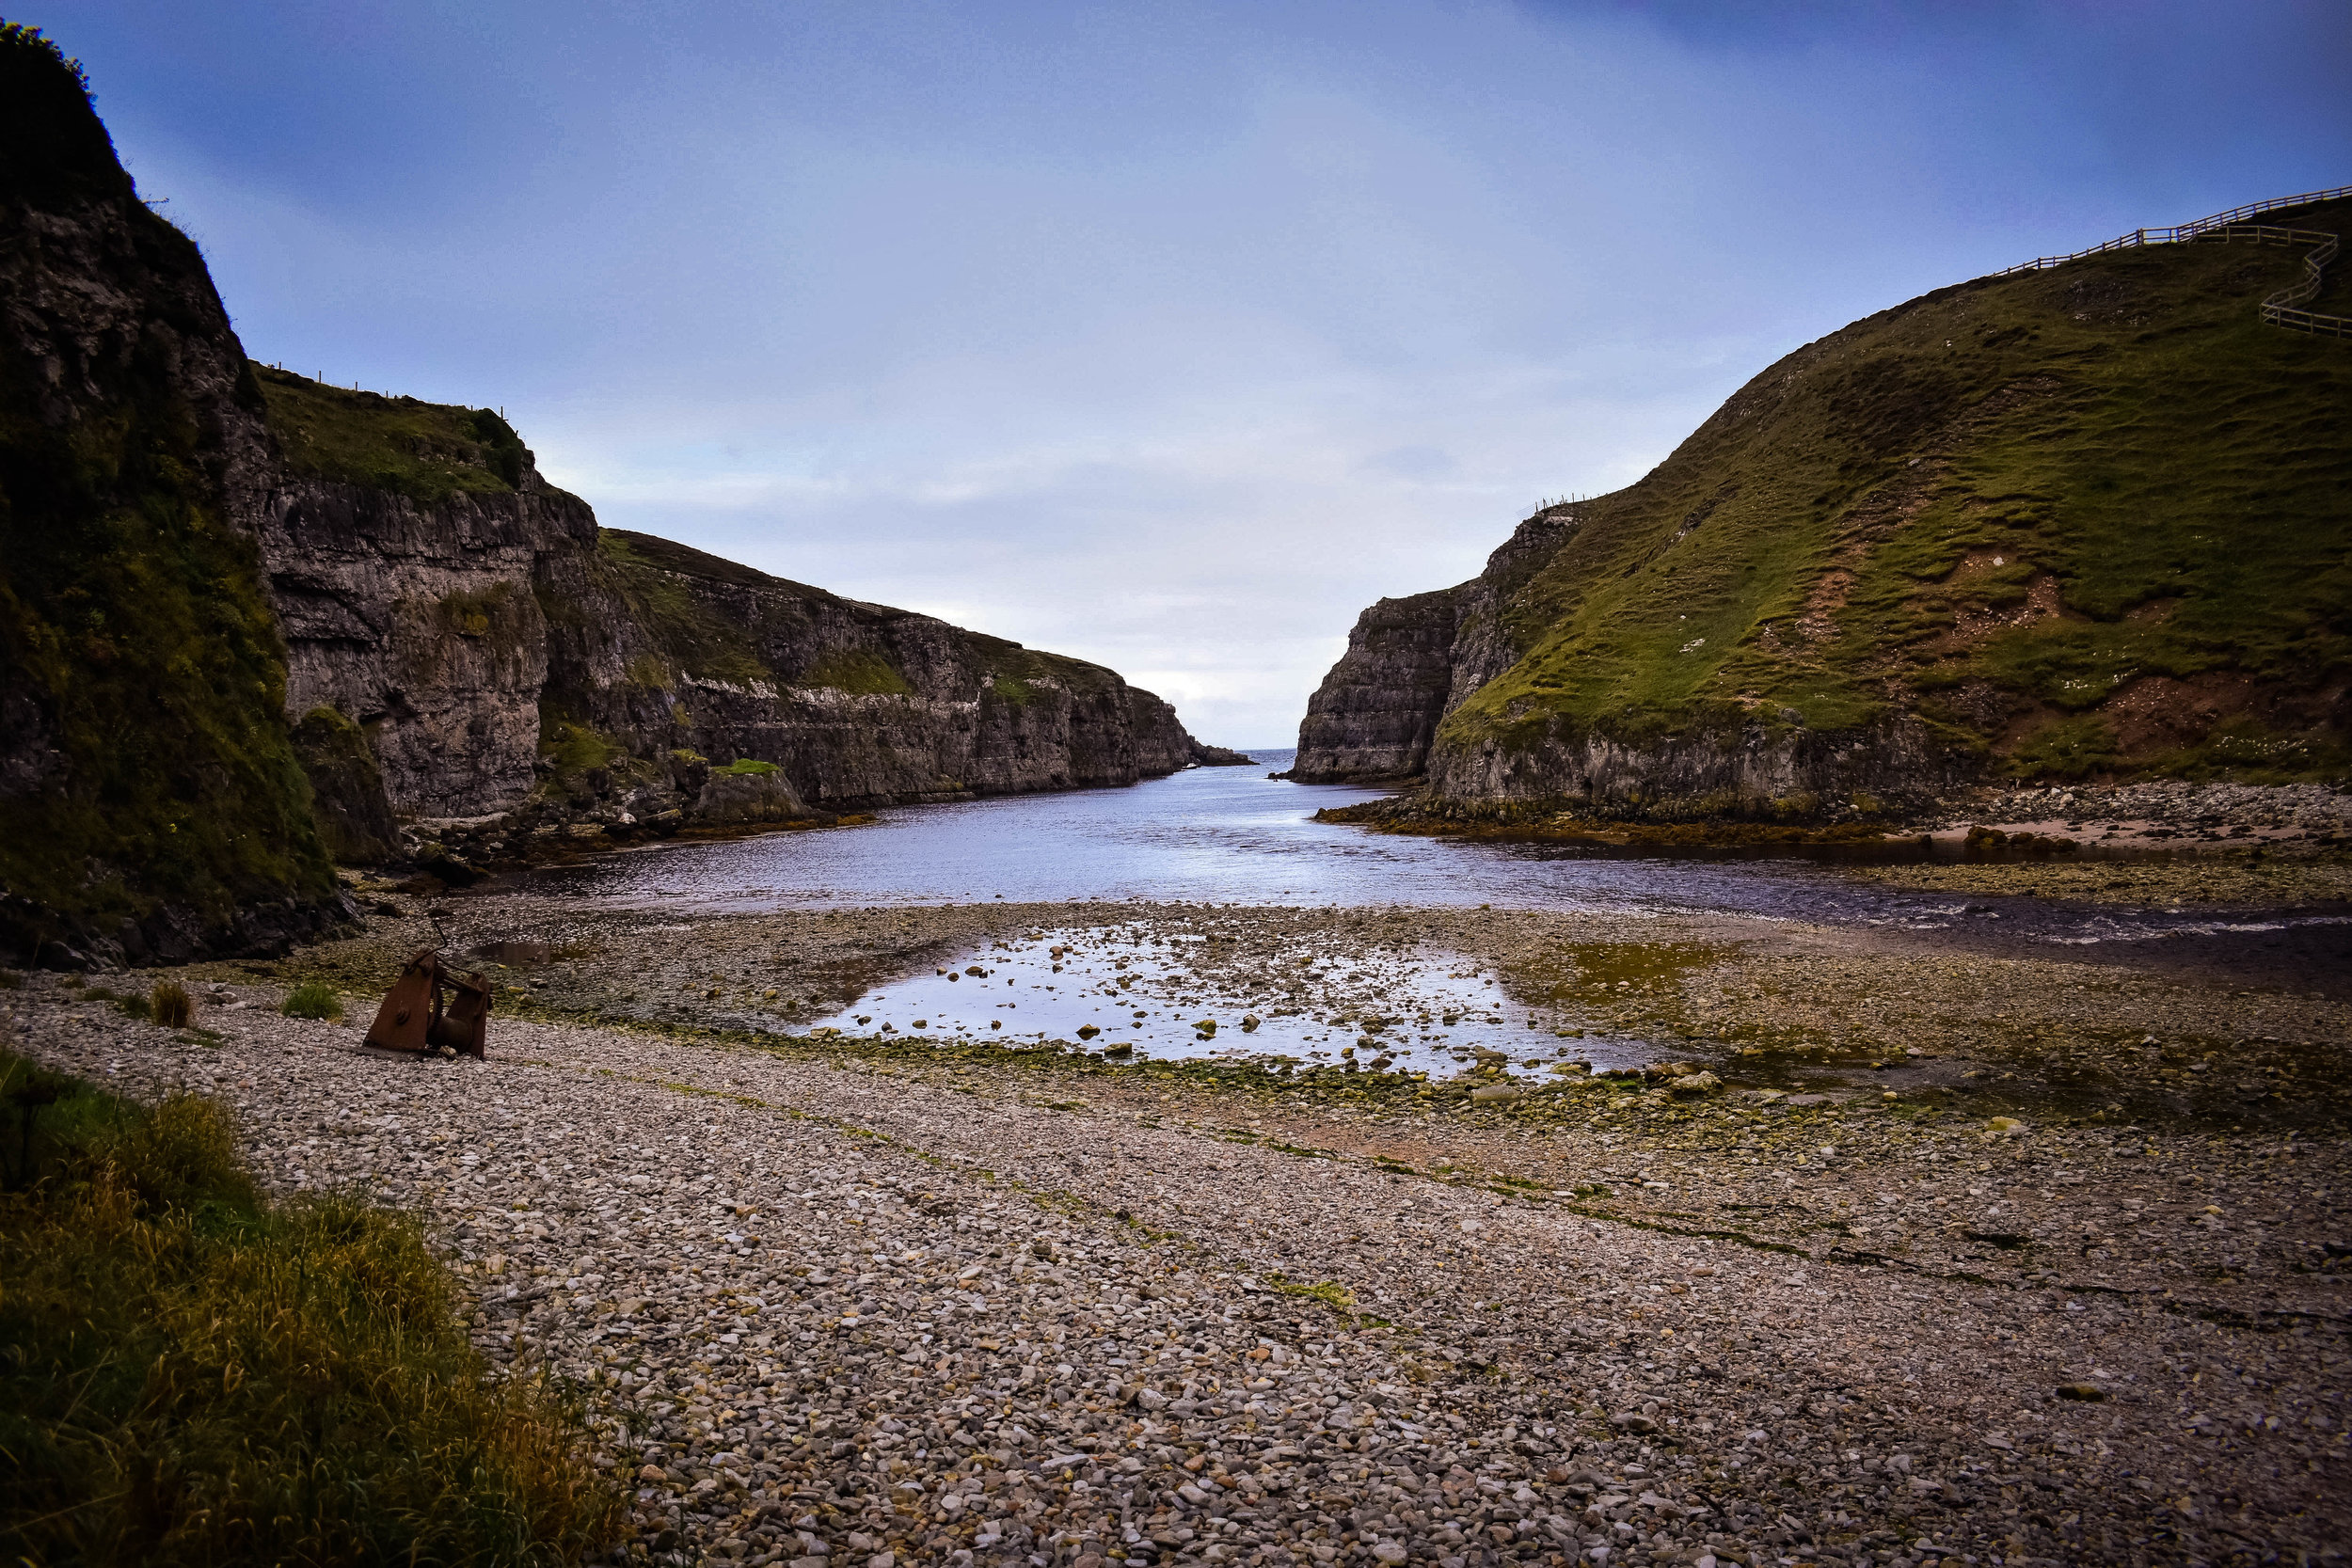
<box><xmin>10</xmin><ymin>909</ymin><xmax>2346</xmax><ymax>1568</ymax></box>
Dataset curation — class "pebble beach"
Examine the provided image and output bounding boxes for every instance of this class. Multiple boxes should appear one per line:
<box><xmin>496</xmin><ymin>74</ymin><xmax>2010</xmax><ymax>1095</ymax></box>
<box><xmin>10</xmin><ymin>861</ymin><xmax>2347</xmax><ymax>1568</ymax></box>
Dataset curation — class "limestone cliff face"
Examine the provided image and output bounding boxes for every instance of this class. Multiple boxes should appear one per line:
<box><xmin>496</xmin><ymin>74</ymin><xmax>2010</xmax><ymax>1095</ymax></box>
<box><xmin>533</xmin><ymin>530</ymin><xmax>1208</xmax><ymax>814</ymax></box>
<box><xmin>1286</xmin><ymin>588</ymin><xmax>1466</xmax><ymax>782</ymax></box>
<box><xmin>1420</xmin><ymin>712</ymin><xmax>1962</xmax><ymax>816</ymax></box>
<box><xmin>1287</xmin><ymin>509</ymin><xmax>1578</xmax><ymax>784</ymax></box>
<box><xmin>248</xmin><ymin>382</ymin><xmax>1222</xmax><ymax>840</ymax></box>
<box><xmin>259</xmin><ymin>462</ymin><xmax>597</xmax><ymax>819</ymax></box>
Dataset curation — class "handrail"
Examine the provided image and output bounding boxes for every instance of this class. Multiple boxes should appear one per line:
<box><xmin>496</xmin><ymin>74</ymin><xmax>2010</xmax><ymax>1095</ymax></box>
<box><xmin>1984</xmin><ymin>184</ymin><xmax>2349</xmax><ymax>338</ymax></box>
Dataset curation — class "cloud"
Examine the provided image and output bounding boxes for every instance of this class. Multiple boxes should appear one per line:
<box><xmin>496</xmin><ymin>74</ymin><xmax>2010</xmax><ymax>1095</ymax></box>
<box><xmin>52</xmin><ymin>0</ymin><xmax>2352</xmax><ymax>743</ymax></box>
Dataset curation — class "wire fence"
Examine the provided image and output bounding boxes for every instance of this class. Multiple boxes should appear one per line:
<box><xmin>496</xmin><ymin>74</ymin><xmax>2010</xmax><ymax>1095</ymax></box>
<box><xmin>1987</xmin><ymin>185</ymin><xmax>2350</xmax><ymax>338</ymax></box>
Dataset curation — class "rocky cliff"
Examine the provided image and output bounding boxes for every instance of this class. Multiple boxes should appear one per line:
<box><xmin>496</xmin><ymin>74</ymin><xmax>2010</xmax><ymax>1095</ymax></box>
<box><xmin>0</xmin><ymin>25</ymin><xmax>344</xmax><ymax>965</ymax></box>
<box><xmin>248</xmin><ymin>376</ymin><xmax>1232</xmax><ymax>863</ymax></box>
<box><xmin>531</xmin><ymin>527</ymin><xmax>1216</xmax><ymax>814</ymax></box>
<box><xmin>1295</xmin><ymin>195</ymin><xmax>2352</xmax><ymax>818</ymax></box>
<box><xmin>255</xmin><ymin>367</ymin><xmax>601</xmax><ymax>824</ymax></box>
<box><xmin>0</xmin><ymin>27</ymin><xmax>1231</xmax><ymax>960</ymax></box>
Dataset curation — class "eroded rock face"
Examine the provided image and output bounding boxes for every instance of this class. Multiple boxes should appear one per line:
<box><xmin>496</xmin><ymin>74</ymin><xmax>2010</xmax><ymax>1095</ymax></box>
<box><xmin>247</xmin><ymin>422</ymin><xmax>1217</xmax><ymax>839</ymax></box>
<box><xmin>692</xmin><ymin>766</ymin><xmax>822</xmax><ymax>825</ymax></box>
<box><xmin>532</xmin><ymin>530</ymin><xmax>1209</xmax><ymax>816</ymax></box>
<box><xmin>1422</xmin><ymin>715</ymin><xmax>1964</xmax><ymax>818</ymax></box>
<box><xmin>260</xmin><ymin>474</ymin><xmax>596</xmax><ymax>819</ymax></box>
<box><xmin>1288</xmin><ymin>587</ymin><xmax>1468</xmax><ymax>782</ymax></box>
<box><xmin>0</xmin><ymin>31</ymin><xmax>345</xmax><ymax>962</ymax></box>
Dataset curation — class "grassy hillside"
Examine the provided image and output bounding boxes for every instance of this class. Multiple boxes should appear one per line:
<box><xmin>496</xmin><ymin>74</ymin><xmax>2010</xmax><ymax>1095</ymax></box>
<box><xmin>254</xmin><ymin>365</ymin><xmax>530</xmax><ymax>505</ymax></box>
<box><xmin>597</xmin><ymin>527</ymin><xmax>1124</xmax><ymax>697</ymax></box>
<box><xmin>1443</xmin><ymin>197</ymin><xmax>2352</xmax><ymax>784</ymax></box>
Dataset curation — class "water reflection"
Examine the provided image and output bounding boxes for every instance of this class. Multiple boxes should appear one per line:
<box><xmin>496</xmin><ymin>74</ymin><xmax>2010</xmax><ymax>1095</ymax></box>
<box><xmin>529</xmin><ymin>750</ymin><xmax>2316</xmax><ymax>946</ymax></box>
<box><xmin>796</xmin><ymin>924</ymin><xmax>1668</xmax><ymax>1078</ymax></box>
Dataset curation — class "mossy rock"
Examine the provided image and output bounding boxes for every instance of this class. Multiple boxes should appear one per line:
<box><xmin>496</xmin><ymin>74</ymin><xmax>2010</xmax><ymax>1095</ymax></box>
<box><xmin>289</xmin><ymin>707</ymin><xmax>398</xmax><ymax>865</ymax></box>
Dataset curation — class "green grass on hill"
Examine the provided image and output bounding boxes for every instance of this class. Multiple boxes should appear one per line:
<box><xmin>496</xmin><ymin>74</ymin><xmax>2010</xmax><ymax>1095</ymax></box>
<box><xmin>1443</xmin><ymin>198</ymin><xmax>2352</xmax><ymax>782</ymax></box>
<box><xmin>0</xmin><ymin>1049</ymin><xmax>623</xmax><ymax>1565</ymax></box>
<box><xmin>254</xmin><ymin>365</ymin><xmax>530</xmax><ymax>505</ymax></box>
<box><xmin>594</xmin><ymin>529</ymin><xmax>781</xmax><ymax>689</ymax></box>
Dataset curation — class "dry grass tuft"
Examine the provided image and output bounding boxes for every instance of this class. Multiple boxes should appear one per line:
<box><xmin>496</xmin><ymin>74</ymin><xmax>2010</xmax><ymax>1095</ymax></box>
<box><xmin>148</xmin><ymin>980</ymin><xmax>192</xmax><ymax>1028</ymax></box>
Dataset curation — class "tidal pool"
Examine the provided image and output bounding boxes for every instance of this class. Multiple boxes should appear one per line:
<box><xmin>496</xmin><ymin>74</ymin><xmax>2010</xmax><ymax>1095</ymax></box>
<box><xmin>796</xmin><ymin>924</ymin><xmax>1671</xmax><ymax>1078</ymax></box>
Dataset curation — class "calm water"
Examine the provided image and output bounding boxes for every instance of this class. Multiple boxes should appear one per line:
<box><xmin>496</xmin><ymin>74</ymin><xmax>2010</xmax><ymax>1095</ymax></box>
<box><xmin>521</xmin><ymin>752</ymin><xmax>2350</xmax><ymax>1066</ymax></box>
<box><xmin>798</xmin><ymin>922</ymin><xmax>1620</xmax><ymax>1080</ymax></box>
<box><xmin>533</xmin><ymin>750</ymin><xmax>2322</xmax><ymax>935</ymax></box>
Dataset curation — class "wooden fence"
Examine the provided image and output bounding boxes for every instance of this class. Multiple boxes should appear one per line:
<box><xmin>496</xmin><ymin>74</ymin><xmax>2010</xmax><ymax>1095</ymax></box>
<box><xmin>1989</xmin><ymin>184</ymin><xmax>2350</xmax><ymax>338</ymax></box>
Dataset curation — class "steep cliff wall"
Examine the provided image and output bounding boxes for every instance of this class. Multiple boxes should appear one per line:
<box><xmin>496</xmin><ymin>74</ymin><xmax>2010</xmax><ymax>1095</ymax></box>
<box><xmin>1</xmin><ymin>24</ymin><xmax>1233</xmax><ymax>952</ymax></box>
<box><xmin>532</xmin><ymin>527</ymin><xmax>1217</xmax><ymax>814</ymax></box>
<box><xmin>1287</xmin><ymin>587</ymin><xmax>1465</xmax><ymax>782</ymax></box>
<box><xmin>0</xmin><ymin>26</ymin><xmax>342</xmax><ymax>964</ymax></box>
<box><xmin>1296</xmin><ymin>196</ymin><xmax>2352</xmax><ymax>817</ymax></box>
<box><xmin>255</xmin><ymin>366</ymin><xmax>600</xmax><ymax>821</ymax></box>
<box><xmin>243</xmin><ymin>371</ymin><xmax>1227</xmax><ymax>844</ymax></box>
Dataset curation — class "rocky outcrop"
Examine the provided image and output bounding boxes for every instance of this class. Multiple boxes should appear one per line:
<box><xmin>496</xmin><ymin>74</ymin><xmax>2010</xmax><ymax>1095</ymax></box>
<box><xmin>249</xmin><ymin>412</ymin><xmax>1226</xmax><ymax>846</ymax></box>
<box><xmin>1421</xmin><ymin>713</ymin><xmax>1966</xmax><ymax>819</ymax></box>
<box><xmin>0</xmin><ymin>28</ymin><xmax>346</xmax><ymax>965</ymax></box>
<box><xmin>257</xmin><ymin>436</ymin><xmax>598</xmax><ymax>820</ymax></box>
<box><xmin>523</xmin><ymin>527</ymin><xmax>1215</xmax><ymax>816</ymax></box>
<box><xmin>1287</xmin><ymin>507</ymin><xmax>1579</xmax><ymax>784</ymax></box>
<box><xmin>1287</xmin><ymin>587</ymin><xmax>1467</xmax><ymax>782</ymax></box>
<box><xmin>692</xmin><ymin>762</ymin><xmax>823</xmax><ymax>826</ymax></box>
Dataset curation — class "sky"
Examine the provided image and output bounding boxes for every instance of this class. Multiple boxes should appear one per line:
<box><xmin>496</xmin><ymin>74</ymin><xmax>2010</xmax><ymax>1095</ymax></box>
<box><xmin>33</xmin><ymin>1</ymin><xmax>2352</xmax><ymax>744</ymax></box>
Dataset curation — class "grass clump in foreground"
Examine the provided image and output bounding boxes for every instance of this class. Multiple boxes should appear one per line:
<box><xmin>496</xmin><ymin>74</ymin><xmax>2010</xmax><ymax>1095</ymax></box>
<box><xmin>279</xmin><ymin>980</ymin><xmax>343</xmax><ymax>1021</ymax></box>
<box><xmin>0</xmin><ymin>1050</ymin><xmax>623</xmax><ymax>1565</ymax></box>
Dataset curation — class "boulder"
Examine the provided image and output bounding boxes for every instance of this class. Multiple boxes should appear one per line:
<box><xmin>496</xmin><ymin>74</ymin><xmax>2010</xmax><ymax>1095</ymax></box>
<box><xmin>692</xmin><ymin>763</ymin><xmax>829</xmax><ymax>825</ymax></box>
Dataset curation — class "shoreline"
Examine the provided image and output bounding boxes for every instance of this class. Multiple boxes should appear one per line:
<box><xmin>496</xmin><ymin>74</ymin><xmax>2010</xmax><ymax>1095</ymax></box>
<box><xmin>12</xmin><ymin>780</ymin><xmax>2345</xmax><ymax>1563</ymax></box>
<box><xmin>11</xmin><ymin>903</ymin><xmax>2345</xmax><ymax>1565</ymax></box>
<box><xmin>1309</xmin><ymin>777</ymin><xmax>2352</xmax><ymax>853</ymax></box>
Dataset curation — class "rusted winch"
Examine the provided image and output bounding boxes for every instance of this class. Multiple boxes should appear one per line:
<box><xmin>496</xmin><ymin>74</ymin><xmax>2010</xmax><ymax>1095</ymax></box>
<box><xmin>363</xmin><ymin>949</ymin><xmax>491</xmax><ymax>1058</ymax></box>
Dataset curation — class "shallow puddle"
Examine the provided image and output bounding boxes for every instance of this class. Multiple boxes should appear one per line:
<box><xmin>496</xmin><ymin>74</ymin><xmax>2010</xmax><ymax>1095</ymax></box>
<box><xmin>797</xmin><ymin>926</ymin><xmax>1669</xmax><ymax>1078</ymax></box>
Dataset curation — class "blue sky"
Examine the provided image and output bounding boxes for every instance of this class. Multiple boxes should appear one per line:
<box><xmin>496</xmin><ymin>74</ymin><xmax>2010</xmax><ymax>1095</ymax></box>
<box><xmin>35</xmin><ymin>0</ymin><xmax>2351</xmax><ymax>743</ymax></box>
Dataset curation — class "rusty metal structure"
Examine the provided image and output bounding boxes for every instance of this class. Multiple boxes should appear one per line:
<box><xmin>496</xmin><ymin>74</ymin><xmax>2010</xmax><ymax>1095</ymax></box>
<box><xmin>363</xmin><ymin>950</ymin><xmax>492</xmax><ymax>1058</ymax></box>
